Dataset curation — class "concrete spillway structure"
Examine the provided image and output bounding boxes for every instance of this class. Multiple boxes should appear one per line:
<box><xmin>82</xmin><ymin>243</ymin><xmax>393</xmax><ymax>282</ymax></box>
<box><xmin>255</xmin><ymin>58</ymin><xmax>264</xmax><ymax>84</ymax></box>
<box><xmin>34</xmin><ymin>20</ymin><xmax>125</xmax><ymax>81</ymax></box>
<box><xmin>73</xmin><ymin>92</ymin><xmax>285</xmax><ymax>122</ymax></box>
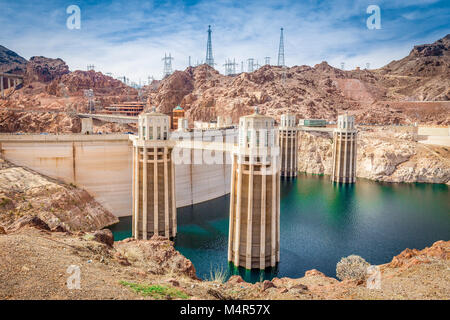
<box><xmin>228</xmin><ymin>109</ymin><xmax>280</xmax><ymax>270</ymax></box>
<box><xmin>131</xmin><ymin>109</ymin><xmax>176</xmax><ymax>239</ymax></box>
<box><xmin>279</xmin><ymin>113</ymin><xmax>298</xmax><ymax>178</ymax></box>
<box><xmin>331</xmin><ymin>114</ymin><xmax>357</xmax><ymax>183</ymax></box>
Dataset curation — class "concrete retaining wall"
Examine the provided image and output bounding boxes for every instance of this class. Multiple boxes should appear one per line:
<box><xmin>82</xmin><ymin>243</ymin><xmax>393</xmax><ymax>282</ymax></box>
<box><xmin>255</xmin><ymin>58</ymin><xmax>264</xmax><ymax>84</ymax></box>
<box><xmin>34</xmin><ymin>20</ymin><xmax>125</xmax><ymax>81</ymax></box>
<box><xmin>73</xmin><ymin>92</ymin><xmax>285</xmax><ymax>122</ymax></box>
<box><xmin>417</xmin><ymin>126</ymin><xmax>450</xmax><ymax>136</ymax></box>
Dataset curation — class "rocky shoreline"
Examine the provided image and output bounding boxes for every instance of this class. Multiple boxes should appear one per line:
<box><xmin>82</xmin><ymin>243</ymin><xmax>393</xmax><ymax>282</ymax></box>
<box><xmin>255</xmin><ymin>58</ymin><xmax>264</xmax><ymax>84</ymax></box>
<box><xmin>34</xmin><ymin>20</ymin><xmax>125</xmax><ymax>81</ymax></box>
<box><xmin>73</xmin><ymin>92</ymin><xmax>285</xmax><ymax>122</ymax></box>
<box><xmin>297</xmin><ymin>128</ymin><xmax>450</xmax><ymax>185</ymax></box>
<box><xmin>0</xmin><ymin>158</ymin><xmax>118</xmax><ymax>232</ymax></box>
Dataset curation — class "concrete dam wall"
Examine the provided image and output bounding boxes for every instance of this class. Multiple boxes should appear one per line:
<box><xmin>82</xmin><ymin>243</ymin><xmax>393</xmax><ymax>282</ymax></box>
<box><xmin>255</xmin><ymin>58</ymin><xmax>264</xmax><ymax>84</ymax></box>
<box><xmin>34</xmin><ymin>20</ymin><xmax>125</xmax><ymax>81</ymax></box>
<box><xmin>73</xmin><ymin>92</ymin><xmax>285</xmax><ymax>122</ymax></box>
<box><xmin>0</xmin><ymin>133</ymin><xmax>235</xmax><ymax>217</ymax></box>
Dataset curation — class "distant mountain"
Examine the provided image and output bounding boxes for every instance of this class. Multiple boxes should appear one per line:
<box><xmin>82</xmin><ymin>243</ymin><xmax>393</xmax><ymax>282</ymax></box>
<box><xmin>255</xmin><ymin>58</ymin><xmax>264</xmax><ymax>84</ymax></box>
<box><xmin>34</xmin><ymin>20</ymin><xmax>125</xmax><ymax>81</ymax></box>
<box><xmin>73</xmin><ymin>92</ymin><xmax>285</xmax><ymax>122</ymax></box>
<box><xmin>382</xmin><ymin>34</ymin><xmax>450</xmax><ymax>77</ymax></box>
<box><xmin>377</xmin><ymin>34</ymin><xmax>450</xmax><ymax>101</ymax></box>
<box><xmin>0</xmin><ymin>45</ymin><xmax>27</xmax><ymax>74</ymax></box>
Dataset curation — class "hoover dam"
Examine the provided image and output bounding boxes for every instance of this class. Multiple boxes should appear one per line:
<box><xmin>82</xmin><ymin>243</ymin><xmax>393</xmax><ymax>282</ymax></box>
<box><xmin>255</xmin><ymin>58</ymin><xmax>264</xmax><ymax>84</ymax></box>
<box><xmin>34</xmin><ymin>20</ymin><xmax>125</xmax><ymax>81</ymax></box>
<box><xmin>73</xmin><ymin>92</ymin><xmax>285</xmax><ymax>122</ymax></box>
<box><xmin>0</xmin><ymin>130</ymin><xmax>237</xmax><ymax>217</ymax></box>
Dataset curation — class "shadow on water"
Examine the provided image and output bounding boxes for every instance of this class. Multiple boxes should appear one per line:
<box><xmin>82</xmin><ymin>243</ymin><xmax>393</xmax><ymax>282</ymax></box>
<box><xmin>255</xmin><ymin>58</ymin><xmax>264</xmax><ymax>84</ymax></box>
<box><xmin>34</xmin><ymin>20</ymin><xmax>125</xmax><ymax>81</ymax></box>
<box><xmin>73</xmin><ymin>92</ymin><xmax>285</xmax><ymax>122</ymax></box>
<box><xmin>110</xmin><ymin>173</ymin><xmax>450</xmax><ymax>283</ymax></box>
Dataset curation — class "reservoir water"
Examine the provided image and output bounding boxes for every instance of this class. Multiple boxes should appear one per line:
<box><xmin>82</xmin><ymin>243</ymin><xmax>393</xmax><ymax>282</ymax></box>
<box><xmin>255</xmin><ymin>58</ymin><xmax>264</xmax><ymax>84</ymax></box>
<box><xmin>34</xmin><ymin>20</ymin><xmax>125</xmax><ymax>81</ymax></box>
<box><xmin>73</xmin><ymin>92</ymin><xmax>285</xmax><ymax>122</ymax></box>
<box><xmin>110</xmin><ymin>174</ymin><xmax>450</xmax><ymax>283</ymax></box>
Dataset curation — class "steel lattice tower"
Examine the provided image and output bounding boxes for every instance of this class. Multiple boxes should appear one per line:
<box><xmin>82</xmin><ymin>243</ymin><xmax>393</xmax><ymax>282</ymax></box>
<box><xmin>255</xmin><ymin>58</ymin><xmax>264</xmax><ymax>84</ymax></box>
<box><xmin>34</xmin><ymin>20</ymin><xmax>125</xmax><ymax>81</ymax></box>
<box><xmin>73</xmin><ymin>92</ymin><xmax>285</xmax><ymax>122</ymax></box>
<box><xmin>162</xmin><ymin>53</ymin><xmax>174</xmax><ymax>78</ymax></box>
<box><xmin>206</xmin><ymin>25</ymin><xmax>214</xmax><ymax>68</ymax></box>
<box><xmin>277</xmin><ymin>27</ymin><xmax>285</xmax><ymax>67</ymax></box>
<box><xmin>247</xmin><ymin>58</ymin><xmax>255</xmax><ymax>72</ymax></box>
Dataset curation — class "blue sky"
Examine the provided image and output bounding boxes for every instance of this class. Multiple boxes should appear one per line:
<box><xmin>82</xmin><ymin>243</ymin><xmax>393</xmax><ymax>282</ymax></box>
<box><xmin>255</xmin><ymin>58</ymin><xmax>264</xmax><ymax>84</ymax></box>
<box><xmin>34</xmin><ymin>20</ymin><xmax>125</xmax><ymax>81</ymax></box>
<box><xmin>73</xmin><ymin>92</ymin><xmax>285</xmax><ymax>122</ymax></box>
<box><xmin>0</xmin><ymin>0</ymin><xmax>449</xmax><ymax>82</ymax></box>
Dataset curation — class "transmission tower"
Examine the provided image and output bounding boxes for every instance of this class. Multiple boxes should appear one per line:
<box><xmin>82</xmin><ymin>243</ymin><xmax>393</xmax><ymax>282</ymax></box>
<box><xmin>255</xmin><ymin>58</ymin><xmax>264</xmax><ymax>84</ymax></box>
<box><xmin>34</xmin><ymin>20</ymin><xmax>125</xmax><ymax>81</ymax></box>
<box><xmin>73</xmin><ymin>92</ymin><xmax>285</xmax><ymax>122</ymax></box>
<box><xmin>366</xmin><ymin>63</ymin><xmax>370</xmax><ymax>70</ymax></box>
<box><xmin>254</xmin><ymin>60</ymin><xmax>261</xmax><ymax>70</ymax></box>
<box><xmin>247</xmin><ymin>58</ymin><xmax>255</xmax><ymax>73</ymax></box>
<box><xmin>223</xmin><ymin>60</ymin><xmax>229</xmax><ymax>75</ymax></box>
<box><xmin>223</xmin><ymin>59</ymin><xmax>238</xmax><ymax>76</ymax></box>
<box><xmin>83</xmin><ymin>89</ymin><xmax>94</xmax><ymax>113</ymax></box>
<box><xmin>277</xmin><ymin>27</ymin><xmax>285</xmax><ymax>67</ymax></box>
<box><xmin>241</xmin><ymin>61</ymin><xmax>244</xmax><ymax>73</ymax></box>
<box><xmin>87</xmin><ymin>65</ymin><xmax>95</xmax><ymax>71</ymax></box>
<box><xmin>341</xmin><ymin>62</ymin><xmax>345</xmax><ymax>70</ymax></box>
<box><xmin>264</xmin><ymin>57</ymin><xmax>271</xmax><ymax>65</ymax></box>
<box><xmin>205</xmin><ymin>25</ymin><xmax>214</xmax><ymax>68</ymax></box>
<box><xmin>162</xmin><ymin>53</ymin><xmax>174</xmax><ymax>78</ymax></box>
<box><xmin>188</xmin><ymin>56</ymin><xmax>192</xmax><ymax>67</ymax></box>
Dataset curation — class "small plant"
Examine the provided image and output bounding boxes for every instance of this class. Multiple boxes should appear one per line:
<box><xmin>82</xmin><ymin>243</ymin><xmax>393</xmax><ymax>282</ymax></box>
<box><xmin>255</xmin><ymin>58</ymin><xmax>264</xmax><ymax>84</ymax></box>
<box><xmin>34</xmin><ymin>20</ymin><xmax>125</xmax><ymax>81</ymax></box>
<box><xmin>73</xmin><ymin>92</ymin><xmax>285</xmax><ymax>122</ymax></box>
<box><xmin>209</xmin><ymin>264</ymin><xmax>227</xmax><ymax>283</ymax></box>
<box><xmin>336</xmin><ymin>255</ymin><xmax>370</xmax><ymax>281</ymax></box>
<box><xmin>0</xmin><ymin>197</ymin><xmax>12</xmax><ymax>207</ymax></box>
<box><xmin>120</xmin><ymin>281</ymin><xmax>189</xmax><ymax>299</ymax></box>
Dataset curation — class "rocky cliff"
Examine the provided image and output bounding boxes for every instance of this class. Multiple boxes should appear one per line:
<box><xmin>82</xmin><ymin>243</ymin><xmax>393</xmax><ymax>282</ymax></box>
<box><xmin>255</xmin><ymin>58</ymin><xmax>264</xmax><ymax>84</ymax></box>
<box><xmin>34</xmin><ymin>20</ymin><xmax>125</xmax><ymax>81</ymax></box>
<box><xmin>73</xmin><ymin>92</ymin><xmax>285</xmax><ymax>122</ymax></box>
<box><xmin>25</xmin><ymin>56</ymin><xmax>70</xmax><ymax>84</ymax></box>
<box><xmin>297</xmin><ymin>127</ymin><xmax>450</xmax><ymax>184</ymax></box>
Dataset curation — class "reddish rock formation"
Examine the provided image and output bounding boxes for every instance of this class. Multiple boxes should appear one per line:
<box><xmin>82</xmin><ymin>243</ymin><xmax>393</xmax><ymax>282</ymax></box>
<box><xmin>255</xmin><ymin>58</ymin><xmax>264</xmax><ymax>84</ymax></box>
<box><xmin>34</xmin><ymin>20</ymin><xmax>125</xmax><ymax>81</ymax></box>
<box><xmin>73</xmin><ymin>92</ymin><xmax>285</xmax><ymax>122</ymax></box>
<box><xmin>382</xmin><ymin>34</ymin><xmax>450</xmax><ymax>77</ymax></box>
<box><xmin>0</xmin><ymin>158</ymin><xmax>119</xmax><ymax>232</ymax></box>
<box><xmin>0</xmin><ymin>109</ymin><xmax>81</xmax><ymax>133</ymax></box>
<box><xmin>25</xmin><ymin>56</ymin><xmax>69</xmax><ymax>84</ymax></box>
<box><xmin>8</xmin><ymin>216</ymin><xmax>51</xmax><ymax>232</ymax></box>
<box><xmin>386</xmin><ymin>240</ymin><xmax>449</xmax><ymax>269</ymax></box>
<box><xmin>144</xmin><ymin>34</ymin><xmax>449</xmax><ymax>125</ymax></box>
<box><xmin>48</xmin><ymin>70</ymin><xmax>137</xmax><ymax>98</ymax></box>
<box><xmin>115</xmin><ymin>235</ymin><xmax>198</xmax><ymax>280</ymax></box>
<box><xmin>304</xmin><ymin>269</ymin><xmax>326</xmax><ymax>277</ymax></box>
<box><xmin>94</xmin><ymin>229</ymin><xmax>114</xmax><ymax>247</ymax></box>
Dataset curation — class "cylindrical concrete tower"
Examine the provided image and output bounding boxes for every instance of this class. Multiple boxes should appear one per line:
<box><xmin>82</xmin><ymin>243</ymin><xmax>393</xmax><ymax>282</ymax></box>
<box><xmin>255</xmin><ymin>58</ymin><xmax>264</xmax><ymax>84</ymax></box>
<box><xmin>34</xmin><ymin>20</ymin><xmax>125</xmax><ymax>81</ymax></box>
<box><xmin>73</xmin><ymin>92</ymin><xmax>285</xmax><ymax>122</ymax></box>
<box><xmin>228</xmin><ymin>108</ymin><xmax>281</xmax><ymax>270</ymax></box>
<box><xmin>331</xmin><ymin>114</ymin><xmax>357</xmax><ymax>183</ymax></box>
<box><xmin>131</xmin><ymin>108</ymin><xmax>177</xmax><ymax>239</ymax></box>
<box><xmin>278</xmin><ymin>113</ymin><xmax>298</xmax><ymax>178</ymax></box>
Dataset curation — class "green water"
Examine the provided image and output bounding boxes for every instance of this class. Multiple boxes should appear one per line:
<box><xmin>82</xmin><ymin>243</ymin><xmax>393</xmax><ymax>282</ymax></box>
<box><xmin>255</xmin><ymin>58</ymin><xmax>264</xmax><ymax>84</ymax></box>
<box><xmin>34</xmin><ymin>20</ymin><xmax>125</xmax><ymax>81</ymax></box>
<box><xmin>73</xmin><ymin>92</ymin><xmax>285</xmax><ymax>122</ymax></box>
<box><xmin>110</xmin><ymin>174</ymin><xmax>449</xmax><ymax>283</ymax></box>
